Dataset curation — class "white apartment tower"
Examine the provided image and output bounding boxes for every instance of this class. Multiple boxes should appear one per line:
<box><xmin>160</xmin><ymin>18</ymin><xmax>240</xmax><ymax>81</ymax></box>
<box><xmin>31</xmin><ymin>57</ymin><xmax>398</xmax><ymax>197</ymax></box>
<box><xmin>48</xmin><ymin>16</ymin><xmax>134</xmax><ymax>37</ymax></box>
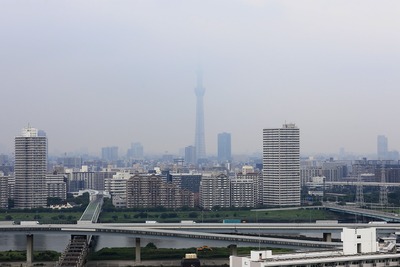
<box><xmin>14</xmin><ymin>126</ymin><xmax>48</xmax><ymax>208</ymax></box>
<box><xmin>263</xmin><ymin>123</ymin><xmax>300</xmax><ymax>207</ymax></box>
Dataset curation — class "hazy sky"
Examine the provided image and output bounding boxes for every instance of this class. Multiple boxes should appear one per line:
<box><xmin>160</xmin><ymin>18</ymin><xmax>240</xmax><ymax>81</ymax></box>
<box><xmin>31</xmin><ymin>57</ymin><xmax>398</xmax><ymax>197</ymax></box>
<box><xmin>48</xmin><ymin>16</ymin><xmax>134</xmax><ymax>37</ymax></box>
<box><xmin>1</xmin><ymin>0</ymin><xmax>400</xmax><ymax>156</ymax></box>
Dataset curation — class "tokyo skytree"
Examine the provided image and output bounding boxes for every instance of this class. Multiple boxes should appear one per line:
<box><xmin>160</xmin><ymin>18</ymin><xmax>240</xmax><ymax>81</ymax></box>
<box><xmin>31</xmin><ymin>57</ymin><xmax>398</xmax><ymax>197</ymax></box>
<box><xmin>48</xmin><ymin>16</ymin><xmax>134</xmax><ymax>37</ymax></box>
<box><xmin>194</xmin><ymin>68</ymin><xmax>206</xmax><ymax>161</ymax></box>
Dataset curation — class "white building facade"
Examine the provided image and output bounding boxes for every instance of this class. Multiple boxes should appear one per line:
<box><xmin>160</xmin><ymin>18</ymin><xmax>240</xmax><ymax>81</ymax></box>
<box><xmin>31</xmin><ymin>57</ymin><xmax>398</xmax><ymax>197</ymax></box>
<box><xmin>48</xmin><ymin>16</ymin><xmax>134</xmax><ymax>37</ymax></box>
<box><xmin>263</xmin><ymin>123</ymin><xmax>300</xmax><ymax>207</ymax></box>
<box><xmin>14</xmin><ymin>127</ymin><xmax>47</xmax><ymax>208</ymax></box>
<box><xmin>200</xmin><ymin>173</ymin><xmax>230</xmax><ymax>210</ymax></box>
<box><xmin>230</xmin><ymin>228</ymin><xmax>399</xmax><ymax>267</ymax></box>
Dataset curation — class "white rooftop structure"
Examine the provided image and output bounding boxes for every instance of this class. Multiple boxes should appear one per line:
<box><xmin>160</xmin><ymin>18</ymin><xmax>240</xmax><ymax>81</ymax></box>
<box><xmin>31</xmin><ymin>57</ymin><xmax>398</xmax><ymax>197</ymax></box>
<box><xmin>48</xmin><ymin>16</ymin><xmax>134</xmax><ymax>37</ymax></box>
<box><xmin>21</xmin><ymin>126</ymin><xmax>38</xmax><ymax>137</ymax></box>
<box><xmin>230</xmin><ymin>228</ymin><xmax>400</xmax><ymax>267</ymax></box>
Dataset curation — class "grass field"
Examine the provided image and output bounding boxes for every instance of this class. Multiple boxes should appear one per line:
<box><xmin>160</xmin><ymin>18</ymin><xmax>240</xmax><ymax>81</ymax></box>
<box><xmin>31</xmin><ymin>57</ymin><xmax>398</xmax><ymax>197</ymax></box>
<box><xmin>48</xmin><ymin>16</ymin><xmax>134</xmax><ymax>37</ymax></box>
<box><xmin>0</xmin><ymin>207</ymin><xmax>339</xmax><ymax>224</ymax></box>
<box><xmin>0</xmin><ymin>211</ymin><xmax>82</xmax><ymax>224</ymax></box>
<box><xmin>88</xmin><ymin>246</ymin><xmax>291</xmax><ymax>261</ymax></box>
<box><xmin>98</xmin><ymin>208</ymin><xmax>339</xmax><ymax>223</ymax></box>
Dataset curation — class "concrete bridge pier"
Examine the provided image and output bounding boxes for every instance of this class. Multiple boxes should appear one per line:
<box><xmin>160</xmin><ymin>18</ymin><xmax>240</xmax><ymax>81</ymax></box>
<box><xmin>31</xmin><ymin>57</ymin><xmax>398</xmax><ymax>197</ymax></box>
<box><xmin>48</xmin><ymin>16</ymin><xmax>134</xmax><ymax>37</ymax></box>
<box><xmin>26</xmin><ymin>234</ymin><xmax>34</xmax><ymax>266</ymax></box>
<box><xmin>228</xmin><ymin>244</ymin><xmax>237</xmax><ymax>256</ymax></box>
<box><xmin>323</xmin><ymin>232</ymin><xmax>332</xmax><ymax>242</ymax></box>
<box><xmin>135</xmin><ymin>237</ymin><xmax>141</xmax><ymax>262</ymax></box>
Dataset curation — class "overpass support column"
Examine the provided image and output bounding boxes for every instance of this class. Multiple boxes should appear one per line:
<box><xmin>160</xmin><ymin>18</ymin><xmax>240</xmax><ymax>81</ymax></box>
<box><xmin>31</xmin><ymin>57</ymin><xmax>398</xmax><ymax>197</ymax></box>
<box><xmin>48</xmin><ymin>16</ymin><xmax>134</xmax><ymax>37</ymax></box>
<box><xmin>27</xmin><ymin>234</ymin><xmax>34</xmax><ymax>266</ymax></box>
<box><xmin>135</xmin><ymin>237</ymin><xmax>141</xmax><ymax>262</ymax></box>
<box><xmin>228</xmin><ymin>244</ymin><xmax>237</xmax><ymax>256</ymax></box>
<box><xmin>323</xmin><ymin>233</ymin><xmax>332</xmax><ymax>242</ymax></box>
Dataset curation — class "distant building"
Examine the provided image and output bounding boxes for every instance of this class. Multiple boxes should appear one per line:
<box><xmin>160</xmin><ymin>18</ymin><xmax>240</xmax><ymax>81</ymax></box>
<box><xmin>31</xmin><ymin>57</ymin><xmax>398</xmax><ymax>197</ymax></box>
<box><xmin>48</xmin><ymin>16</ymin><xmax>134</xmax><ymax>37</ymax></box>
<box><xmin>60</xmin><ymin>157</ymin><xmax>83</xmax><ymax>169</ymax></box>
<box><xmin>263</xmin><ymin>123</ymin><xmax>300</xmax><ymax>207</ymax></box>
<box><xmin>322</xmin><ymin>161</ymin><xmax>347</xmax><ymax>182</ymax></box>
<box><xmin>14</xmin><ymin>126</ymin><xmax>47</xmax><ymax>208</ymax></box>
<box><xmin>104</xmin><ymin>170</ymin><xmax>132</xmax><ymax>208</ymax></box>
<box><xmin>300</xmin><ymin>166</ymin><xmax>322</xmax><ymax>186</ymax></box>
<box><xmin>233</xmin><ymin>170</ymin><xmax>263</xmax><ymax>207</ymax></box>
<box><xmin>0</xmin><ymin>172</ymin><xmax>8</xmax><ymax>209</ymax></box>
<box><xmin>101</xmin><ymin>146</ymin><xmax>118</xmax><ymax>162</ymax></box>
<box><xmin>127</xmin><ymin>142</ymin><xmax>144</xmax><ymax>160</ymax></box>
<box><xmin>126</xmin><ymin>174</ymin><xmax>194</xmax><ymax>209</ymax></box>
<box><xmin>46</xmin><ymin>173</ymin><xmax>67</xmax><ymax>200</ymax></box>
<box><xmin>92</xmin><ymin>171</ymin><xmax>115</xmax><ymax>191</ymax></box>
<box><xmin>218</xmin><ymin>132</ymin><xmax>231</xmax><ymax>162</ymax></box>
<box><xmin>65</xmin><ymin>170</ymin><xmax>114</xmax><ymax>192</ymax></box>
<box><xmin>377</xmin><ymin>135</ymin><xmax>388</xmax><ymax>159</ymax></box>
<box><xmin>184</xmin><ymin>146</ymin><xmax>197</xmax><ymax>165</ymax></box>
<box><xmin>66</xmin><ymin>171</ymin><xmax>94</xmax><ymax>192</ymax></box>
<box><xmin>171</xmin><ymin>173</ymin><xmax>202</xmax><ymax>206</ymax></box>
<box><xmin>230</xmin><ymin>177</ymin><xmax>255</xmax><ymax>208</ymax></box>
<box><xmin>353</xmin><ymin>159</ymin><xmax>400</xmax><ymax>183</ymax></box>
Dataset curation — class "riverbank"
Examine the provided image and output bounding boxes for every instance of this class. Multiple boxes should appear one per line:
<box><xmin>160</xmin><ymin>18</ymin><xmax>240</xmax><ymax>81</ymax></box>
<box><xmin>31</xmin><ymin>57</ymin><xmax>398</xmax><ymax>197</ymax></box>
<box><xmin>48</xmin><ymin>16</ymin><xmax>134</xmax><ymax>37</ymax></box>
<box><xmin>86</xmin><ymin>259</ymin><xmax>229</xmax><ymax>267</ymax></box>
<box><xmin>0</xmin><ymin>259</ymin><xmax>228</xmax><ymax>267</ymax></box>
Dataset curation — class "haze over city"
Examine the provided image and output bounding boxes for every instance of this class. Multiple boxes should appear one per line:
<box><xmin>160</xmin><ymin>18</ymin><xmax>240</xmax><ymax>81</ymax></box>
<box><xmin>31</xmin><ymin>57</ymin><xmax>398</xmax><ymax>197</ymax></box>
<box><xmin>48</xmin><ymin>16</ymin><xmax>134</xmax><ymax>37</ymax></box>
<box><xmin>1</xmin><ymin>0</ymin><xmax>400</xmax><ymax>156</ymax></box>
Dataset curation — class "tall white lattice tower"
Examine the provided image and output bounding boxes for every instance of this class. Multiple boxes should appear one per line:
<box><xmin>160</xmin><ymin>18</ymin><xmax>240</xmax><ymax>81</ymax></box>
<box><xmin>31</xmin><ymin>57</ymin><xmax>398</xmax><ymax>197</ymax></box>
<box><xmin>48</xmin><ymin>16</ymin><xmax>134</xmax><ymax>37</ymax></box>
<box><xmin>194</xmin><ymin>69</ymin><xmax>206</xmax><ymax>161</ymax></box>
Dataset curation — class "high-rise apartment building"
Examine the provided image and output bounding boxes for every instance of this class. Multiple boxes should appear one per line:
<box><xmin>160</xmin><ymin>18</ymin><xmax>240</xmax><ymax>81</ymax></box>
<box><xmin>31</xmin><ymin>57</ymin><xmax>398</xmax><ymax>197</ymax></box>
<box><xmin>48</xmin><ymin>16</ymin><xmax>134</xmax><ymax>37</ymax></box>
<box><xmin>0</xmin><ymin>172</ymin><xmax>8</xmax><ymax>209</ymax></box>
<box><xmin>14</xmin><ymin>126</ymin><xmax>48</xmax><ymax>208</ymax></box>
<box><xmin>377</xmin><ymin>135</ymin><xmax>388</xmax><ymax>159</ymax></box>
<box><xmin>200</xmin><ymin>172</ymin><xmax>230</xmax><ymax>210</ymax></box>
<box><xmin>263</xmin><ymin>123</ymin><xmax>300</xmax><ymax>207</ymax></box>
<box><xmin>126</xmin><ymin>174</ymin><xmax>194</xmax><ymax>209</ymax></box>
<box><xmin>217</xmin><ymin>132</ymin><xmax>231</xmax><ymax>162</ymax></box>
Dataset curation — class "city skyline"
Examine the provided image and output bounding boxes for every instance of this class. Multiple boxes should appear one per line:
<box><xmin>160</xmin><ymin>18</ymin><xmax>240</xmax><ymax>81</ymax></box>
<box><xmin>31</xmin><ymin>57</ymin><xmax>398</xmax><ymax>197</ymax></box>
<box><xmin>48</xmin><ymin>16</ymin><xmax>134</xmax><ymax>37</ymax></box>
<box><xmin>1</xmin><ymin>1</ymin><xmax>400</xmax><ymax>156</ymax></box>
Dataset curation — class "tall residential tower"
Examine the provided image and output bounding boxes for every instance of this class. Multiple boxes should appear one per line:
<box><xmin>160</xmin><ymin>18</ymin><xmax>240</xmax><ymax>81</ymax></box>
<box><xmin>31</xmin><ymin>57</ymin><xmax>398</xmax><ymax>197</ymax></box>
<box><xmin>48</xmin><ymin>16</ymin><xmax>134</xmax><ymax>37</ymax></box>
<box><xmin>194</xmin><ymin>69</ymin><xmax>206</xmax><ymax>161</ymax></box>
<box><xmin>377</xmin><ymin>135</ymin><xmax>388</xmax><ymax>159</ymax></box>
<box><xmin>14</xmin><ymin>126</ymin><xmax>47</xmax><ymax>208</ymax></box>
<box><xmin>263</xmin><ymin>123</ymin><xmax>300</xmax><ymax>207</ymax></box>
<box><xmin>218</xmin><ymin>132</ymin><xmax>231</xmax><ymax>162</ymax></box>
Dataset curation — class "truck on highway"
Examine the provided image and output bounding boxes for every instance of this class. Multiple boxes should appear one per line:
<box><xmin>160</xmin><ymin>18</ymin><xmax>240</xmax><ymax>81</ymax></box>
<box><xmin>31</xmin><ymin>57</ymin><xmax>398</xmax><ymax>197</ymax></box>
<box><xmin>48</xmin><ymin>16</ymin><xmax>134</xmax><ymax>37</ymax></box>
<box><xmin>20</xmin><ymin>221</ymin><xmax>40</xmax><ymax>225</ymax></box>
<box><xmin>223</xmin><ymin>219</ymin><xmax>241</xmax><ymax>223</ymax></box>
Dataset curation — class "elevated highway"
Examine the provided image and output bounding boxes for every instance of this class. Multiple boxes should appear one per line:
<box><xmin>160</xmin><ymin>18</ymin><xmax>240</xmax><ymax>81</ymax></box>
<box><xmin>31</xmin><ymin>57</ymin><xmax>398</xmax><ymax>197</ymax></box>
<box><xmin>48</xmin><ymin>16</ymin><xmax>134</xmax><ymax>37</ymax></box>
<box><xmin>322</xmin><ymin>203</ymin><xmax>400</xmax><ymax>222</ymax></box>
<box><xmin>0</xmin><ymin>223</ymin><xmax>343</xmax><ymax>249</ymax></box>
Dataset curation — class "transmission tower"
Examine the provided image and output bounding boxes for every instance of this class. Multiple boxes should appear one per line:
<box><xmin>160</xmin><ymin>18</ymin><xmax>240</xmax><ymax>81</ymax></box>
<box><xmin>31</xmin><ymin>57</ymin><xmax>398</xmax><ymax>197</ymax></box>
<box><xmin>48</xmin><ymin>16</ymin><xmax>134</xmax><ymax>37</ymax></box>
<box><xmin>379</xmin><ymin>162</ymin><xmax>388</xmax><ymax>207</ymax></box>
<box><xmin>356</xmin><ymin>174</ymin><xmax>364</xmax><ymax>207</ymax></box>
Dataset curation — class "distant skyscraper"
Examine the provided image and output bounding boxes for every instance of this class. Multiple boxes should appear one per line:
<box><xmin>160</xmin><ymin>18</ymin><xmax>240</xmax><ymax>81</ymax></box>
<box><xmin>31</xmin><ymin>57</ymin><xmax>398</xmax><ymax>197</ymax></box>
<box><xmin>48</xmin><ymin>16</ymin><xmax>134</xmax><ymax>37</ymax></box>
<box><xmin>184</xmin><ymin>145</ymin><xmax>196</xmax><ymax>165</ymax></box>
<box><xmin>127</xmin><ymin>142</ymin><xmax>144</xmax><ymax>160</ymax></box>
<box><xmin>263</xmin><ymin>123</ymin><xmax>300</xmax><ymax>207</ymax></box>
<box><xmin>101</xmin><ymin>146</ymin><xmax>118</xmax><ymax>162</ymax></box>
<box><xmin>218</xmin><ymin>132</ymin><xmax>231</xmax><ymax>162</ymax></box>
<box><xmin>14</xmin><ymin>126</ymin><xmax>47</xmax><ymax>208</ymax></box>
<box><xmin>194</xmin><ymin>68</ymin><xmax>206</xmax><ymax>161</ymax></box>
<box><xmin>377</xmin><ymin>135</ymin><xmax>388</xmax><ymax>159</ymax></box>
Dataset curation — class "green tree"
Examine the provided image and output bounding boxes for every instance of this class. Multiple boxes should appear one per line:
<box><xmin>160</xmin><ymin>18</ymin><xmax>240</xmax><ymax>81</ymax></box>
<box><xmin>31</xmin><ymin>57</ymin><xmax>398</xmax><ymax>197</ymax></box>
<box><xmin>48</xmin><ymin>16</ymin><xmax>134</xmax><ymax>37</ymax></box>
<box><xmin>145</xmin><ymin>242</ymin><xmax>157</xmax><ymax>249</ymax></box>
<box><xmin>188</xmin><ymin>212</ymin><xmax>199</xmax><ymax>218</ymax></box>
<box><xmin>47</xmin><ymin>197</ymin><xmax>63</xmax><ymax>206</ymax></box>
